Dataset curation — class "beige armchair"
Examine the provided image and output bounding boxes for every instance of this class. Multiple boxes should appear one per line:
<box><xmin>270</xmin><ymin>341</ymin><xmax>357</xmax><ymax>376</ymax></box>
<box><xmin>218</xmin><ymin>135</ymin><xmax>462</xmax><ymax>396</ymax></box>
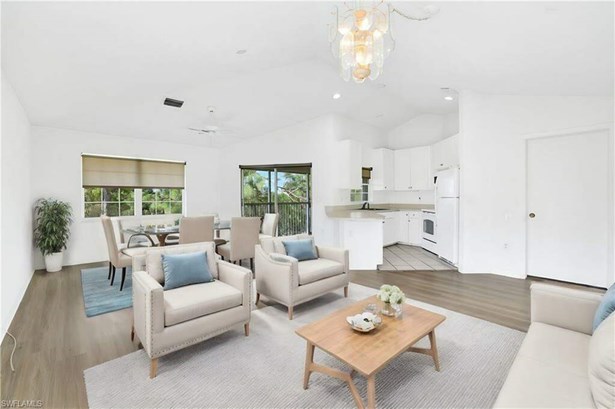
<box><xmin>131</xmin><ymin>242</ymin><xmax>252</xmax><ymax>378</ymax></box>
<box><xmin>255</xmin><ymin>234</ymin><xmax>349</xmax><ymax>319</ymax></box>
<box><xmin>217</xmin><ymin>217</ymin><xmax>261</xmax><ymax>269</ymax></box>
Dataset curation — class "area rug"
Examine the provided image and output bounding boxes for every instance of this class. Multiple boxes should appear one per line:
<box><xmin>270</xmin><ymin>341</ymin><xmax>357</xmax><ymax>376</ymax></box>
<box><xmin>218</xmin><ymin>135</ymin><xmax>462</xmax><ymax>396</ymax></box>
<box><xmin>84</xmin><ymin>283</ymin><xmax>524</xmax><ymax>408</ymax></box>
<box><xmin>81</xmin><ymin>266</ymin><xmax>132</xmax><ymax>317</ymax></box>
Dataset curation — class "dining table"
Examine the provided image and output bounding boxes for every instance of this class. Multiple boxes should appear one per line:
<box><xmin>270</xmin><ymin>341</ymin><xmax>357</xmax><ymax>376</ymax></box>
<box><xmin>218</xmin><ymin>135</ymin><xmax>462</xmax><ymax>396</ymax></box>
<box><xmin>122</xmin><ymin>220</ymin><xmax>231</xmax><ymax>248</ymax></box>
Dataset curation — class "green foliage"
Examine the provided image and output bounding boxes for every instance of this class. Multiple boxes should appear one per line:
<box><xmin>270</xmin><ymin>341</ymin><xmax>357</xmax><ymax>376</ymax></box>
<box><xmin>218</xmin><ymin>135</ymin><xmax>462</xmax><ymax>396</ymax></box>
<box><xmin>34</xmin><ymin>198</ymin><xmax>73</xmax><ymax>255</ymax></box>
<box><xmin>142</xmin><ymin>188</ymin><xmax>182</xmax><ymax>215</ymax></box>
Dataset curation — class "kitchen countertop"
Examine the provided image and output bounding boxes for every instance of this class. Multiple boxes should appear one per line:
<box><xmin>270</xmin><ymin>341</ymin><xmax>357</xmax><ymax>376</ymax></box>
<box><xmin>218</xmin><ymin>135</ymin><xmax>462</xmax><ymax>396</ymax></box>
<box><xmin>325</xmin><ymin>203</ymin><xmax>435</xmax><ymax>221</ymax></box>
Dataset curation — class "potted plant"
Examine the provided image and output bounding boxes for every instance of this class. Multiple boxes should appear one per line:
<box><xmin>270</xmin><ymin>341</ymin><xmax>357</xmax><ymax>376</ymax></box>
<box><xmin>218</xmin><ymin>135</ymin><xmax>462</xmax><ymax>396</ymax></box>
<box><xmin>377</xmin><ymin>284</ymin><xmax>406</xmax><ymax>317</ymax></box>
<box><xmin>34</xmin><ymin>198</ymin><xmax>73</xmax><ymax>272</ymax></box>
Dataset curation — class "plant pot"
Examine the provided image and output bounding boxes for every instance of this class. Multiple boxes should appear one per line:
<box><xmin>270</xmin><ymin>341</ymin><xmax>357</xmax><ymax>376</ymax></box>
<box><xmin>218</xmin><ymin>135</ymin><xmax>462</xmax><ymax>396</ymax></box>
<box><xmin>44</xmin><ymin>252</ymin><xmax>63</xmax><ymax>272</ymax></box>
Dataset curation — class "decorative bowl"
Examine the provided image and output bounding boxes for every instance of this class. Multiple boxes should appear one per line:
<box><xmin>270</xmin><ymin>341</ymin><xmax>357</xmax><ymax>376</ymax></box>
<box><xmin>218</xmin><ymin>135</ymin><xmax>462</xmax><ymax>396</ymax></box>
<box><xmin>346</xmin><ymin>312</ymin><xmax>382</xmax><ymax>333</ymax></box>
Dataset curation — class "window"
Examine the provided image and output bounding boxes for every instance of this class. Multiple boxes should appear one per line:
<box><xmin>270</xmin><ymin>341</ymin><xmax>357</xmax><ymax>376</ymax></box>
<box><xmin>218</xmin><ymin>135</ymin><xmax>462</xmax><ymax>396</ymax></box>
<box><xmin>84</xmin><ymin>187</ymin><xmax>135</xmax><ymax>217</ymax></box>
<box><xmin>350</xmin><ymin>177</ymin><xmax>370</xmax><ymax>203</ymax></box>
<box><xmin>240</xmin><ymin>164</ymin><xmax>312</xmax><ymax>235</ymax></box>
<box><xmin>82</xmin><ymin>154</ymin><xmax>186</xmax><ymax>218</ymax></box>
<box><xmin>142</xmin><ymin>188</ymin><xmax>183</xmax><ymax>215</ymax></box>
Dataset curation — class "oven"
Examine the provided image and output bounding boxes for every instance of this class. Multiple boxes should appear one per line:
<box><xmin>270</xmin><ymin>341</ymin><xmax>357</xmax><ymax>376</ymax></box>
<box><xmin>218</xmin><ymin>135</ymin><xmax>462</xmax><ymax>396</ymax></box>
<box><xmin>422</xmin><ymin>209</ymin><xmax>437</xmax><ymax>254</ymax></box>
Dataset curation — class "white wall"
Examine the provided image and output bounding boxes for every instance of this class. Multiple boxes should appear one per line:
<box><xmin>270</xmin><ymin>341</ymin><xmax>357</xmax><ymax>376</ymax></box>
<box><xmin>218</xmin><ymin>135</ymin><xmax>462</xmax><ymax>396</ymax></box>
<box><xmin>386</xmin><ymin>113</ymin><xmax>459</xmax><ymax>149</ymax></box>
<box><xmin>218</xmin><ymin>114</ymin><xmax>384</xmax><ymax>246</ymax></box>
<box><xmin>30</xmin><ymin>127</ymin><xmax>221</xmax><ymax>268</ymax></box>
<box><xmin>1</xmin><ymin>72</ymin><xmax>33</xmax><ymax>335</ymax></box>
<box><xmin>459</xmin><ymin>92</ymin><xmax>614</xmax><ymax>280</ymax></box>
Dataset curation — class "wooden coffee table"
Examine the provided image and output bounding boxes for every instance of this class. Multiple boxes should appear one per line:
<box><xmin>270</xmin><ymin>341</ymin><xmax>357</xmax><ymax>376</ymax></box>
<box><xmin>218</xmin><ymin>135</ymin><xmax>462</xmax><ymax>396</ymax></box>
<box><xmin>295</xmin><ymin>295</ymin><xmax>446</xmax><ymax>409</ymax></box>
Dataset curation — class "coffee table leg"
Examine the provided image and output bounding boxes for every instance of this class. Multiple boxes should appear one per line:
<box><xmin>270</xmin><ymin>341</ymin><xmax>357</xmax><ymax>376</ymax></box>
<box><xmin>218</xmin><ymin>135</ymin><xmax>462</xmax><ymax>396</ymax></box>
<box><xmin>367</xmin><ymin>374</ymin><xmax>376</xmax><ymax>409</ymax></box>
<box><xmin>303</xmin><ymin>341</ymin><xmax>315</xmax><ymax>389</ymax></box>
<box><xmin>428</xmin><ymin>330</ymin><xmax>440</xmax><ymax>372</ymax></box>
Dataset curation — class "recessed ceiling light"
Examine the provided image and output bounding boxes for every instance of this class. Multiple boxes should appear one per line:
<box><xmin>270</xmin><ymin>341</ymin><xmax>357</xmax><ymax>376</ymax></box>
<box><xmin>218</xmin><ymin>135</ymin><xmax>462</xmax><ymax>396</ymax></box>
<box><xmin>444</xmin><ymin>95</ymin><xmax>454</xmax><ymax>101</ymax></box>
<box><xmin>236</xmin><ymin>49</ymin><xmax>247</xmax><ymax>55</ymax></box>
<box><xmin>333</xmin><ymin>93</ymin><xmax>342</xmax><ymax>100</ymax></box>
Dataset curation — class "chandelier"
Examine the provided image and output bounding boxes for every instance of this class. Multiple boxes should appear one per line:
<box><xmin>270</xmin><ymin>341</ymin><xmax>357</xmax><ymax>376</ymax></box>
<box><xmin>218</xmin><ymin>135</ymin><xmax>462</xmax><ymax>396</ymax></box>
<box><xmin>329</xmin><ymin>1</ymin><xmax>438</xmax><ymax>83</ymax></box>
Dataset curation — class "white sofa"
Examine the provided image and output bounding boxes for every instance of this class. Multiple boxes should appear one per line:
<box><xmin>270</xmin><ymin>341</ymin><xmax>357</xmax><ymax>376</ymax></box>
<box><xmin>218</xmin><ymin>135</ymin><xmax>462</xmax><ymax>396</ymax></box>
<box><xmin>131</xmin><ymin>242</ymin><xmax>252</xmax><ymax>378</ymax></box>
<box><xmin>494</xmin><ymin>283</ymin><xmax>615</xmax><ymax>408</ymax></box>
<box><xmin>255</xmin><ymin>234</ymin><xmax>349</xmax><ymax>319</ymax></box>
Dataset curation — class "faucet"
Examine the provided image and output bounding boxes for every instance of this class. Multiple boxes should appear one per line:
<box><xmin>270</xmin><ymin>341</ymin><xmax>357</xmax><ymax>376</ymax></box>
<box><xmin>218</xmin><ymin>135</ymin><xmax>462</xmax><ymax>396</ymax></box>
<box><xmin>361</xmin><ymin>202</ymin><xmax>370</xmax><ymax>210</ymax></box>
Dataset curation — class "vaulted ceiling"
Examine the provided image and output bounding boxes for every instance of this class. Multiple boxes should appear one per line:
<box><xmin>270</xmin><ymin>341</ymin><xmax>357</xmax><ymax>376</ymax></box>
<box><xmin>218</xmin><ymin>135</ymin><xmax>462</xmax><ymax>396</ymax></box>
<box><xmin>2</xmin><ymin>1</ymin><xmax>613</xmax><ymax>147</ymax></box>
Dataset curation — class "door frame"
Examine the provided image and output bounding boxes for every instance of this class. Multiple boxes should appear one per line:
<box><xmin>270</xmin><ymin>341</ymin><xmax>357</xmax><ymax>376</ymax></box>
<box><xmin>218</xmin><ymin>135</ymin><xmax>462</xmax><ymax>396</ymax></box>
<box><xmin>524</xmin><ymin>122</ymin><xmax>614</xmax><ymax>287</ymax></box>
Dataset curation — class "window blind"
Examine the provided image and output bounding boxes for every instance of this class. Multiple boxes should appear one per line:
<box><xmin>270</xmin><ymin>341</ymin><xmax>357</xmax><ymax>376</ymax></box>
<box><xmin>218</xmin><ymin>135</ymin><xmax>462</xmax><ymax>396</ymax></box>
<box><xmin>82</xmin><ymin>154</ymin><xmax>185</xmax><ymax>189</ymax></box>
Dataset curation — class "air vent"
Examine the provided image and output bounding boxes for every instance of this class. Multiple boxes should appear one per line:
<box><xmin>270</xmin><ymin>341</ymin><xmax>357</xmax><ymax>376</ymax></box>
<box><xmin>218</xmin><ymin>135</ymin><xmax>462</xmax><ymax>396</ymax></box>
<box><xmin>163</xmin><ymin>98</ymin><xmax>184</xmax><ymax>108</ymax></box>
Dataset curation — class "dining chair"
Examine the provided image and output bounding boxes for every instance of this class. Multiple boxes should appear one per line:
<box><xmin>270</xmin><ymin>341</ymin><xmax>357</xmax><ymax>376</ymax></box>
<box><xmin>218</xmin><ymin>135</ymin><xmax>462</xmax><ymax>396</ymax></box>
<box><xmin>259</xmin><ymin>213</ymin><xmax>280</xmax><ymax>239</ymax></box>
<box><xmin>178</xmin><ymin>216</ymin><xmax>214</xmax><ymax>244</ymax></box>
<box><xmin>216</xmin><ymin>217</ymin><xmax>261</xmax><ymax>270</ymax></box>
<box><xmin>100</xmin><ymin>215</ymin><xmax>147</xmax><ymax>291</ymax></box>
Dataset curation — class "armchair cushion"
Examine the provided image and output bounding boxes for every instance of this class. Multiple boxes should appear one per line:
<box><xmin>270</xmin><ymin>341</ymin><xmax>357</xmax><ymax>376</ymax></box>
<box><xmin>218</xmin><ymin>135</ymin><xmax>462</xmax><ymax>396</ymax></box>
<box><xmin>162</xmin><ymin>251</ymin><xmax>214</xmax><ymax>290</ymax></box>
<box><xmin>163</xmin><ymin>281</ymin><xmax>242</xmax><ymax>326</ymax></box>
<box><xmin>146</xmin><ymin>242</ymin><xmax>219</xmax><ymax>284</ymax></box>
<box><xmin>261</xmin><ymin>233</ymin><xmax>311</xmax><ymax>255</ymax></box>
<box><xmin>298</xmin><ymin>259</ymin><xmax>344</xmax><ymax>285</ymax></box>
<box><xmin>283</xmin><ymin>238</ymin><xmax>317</xmax><ymax>261</ymax></box>
<box><xmin>592</xmin><ymin>282</ymin><xmax>615</xmax><ymax>332</ymax></box>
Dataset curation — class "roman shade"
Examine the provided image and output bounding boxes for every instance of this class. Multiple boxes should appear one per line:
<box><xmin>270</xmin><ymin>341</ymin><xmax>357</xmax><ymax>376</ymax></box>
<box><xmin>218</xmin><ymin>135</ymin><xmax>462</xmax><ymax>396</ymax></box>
<box><xmin>82</xmin><ymin>154</ymin><xmax>185</xmax><ymax>189</ymax></box>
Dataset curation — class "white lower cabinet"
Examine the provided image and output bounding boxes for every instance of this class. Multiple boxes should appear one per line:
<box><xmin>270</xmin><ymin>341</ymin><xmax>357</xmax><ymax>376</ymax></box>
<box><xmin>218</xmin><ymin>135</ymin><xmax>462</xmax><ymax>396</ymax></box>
<box><xmin>379</xmin><ymin>212</ymin><xmax>400</xmax><ymax>246</ymax></box>
<box><xmin>398</xmin><ymin>211</ymin><xmax>423</xmax><ymax>246</ymax></box>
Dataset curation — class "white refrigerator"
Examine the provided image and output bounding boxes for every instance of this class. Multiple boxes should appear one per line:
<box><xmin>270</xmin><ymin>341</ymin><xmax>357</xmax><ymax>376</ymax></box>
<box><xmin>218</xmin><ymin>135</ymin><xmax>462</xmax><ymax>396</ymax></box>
<box><xmin>435</xmin><ymin>168</ymin><xmax>459</xmax><ymax>266</ymax></box>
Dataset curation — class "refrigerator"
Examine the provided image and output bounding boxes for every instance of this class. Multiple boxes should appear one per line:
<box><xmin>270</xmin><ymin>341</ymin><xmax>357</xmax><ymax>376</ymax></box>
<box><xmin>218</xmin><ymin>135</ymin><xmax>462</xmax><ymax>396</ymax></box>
<box><xmin>435</xmin><ymin>168</ymin><xmax>459</xmax><ymax>266</ymax></box>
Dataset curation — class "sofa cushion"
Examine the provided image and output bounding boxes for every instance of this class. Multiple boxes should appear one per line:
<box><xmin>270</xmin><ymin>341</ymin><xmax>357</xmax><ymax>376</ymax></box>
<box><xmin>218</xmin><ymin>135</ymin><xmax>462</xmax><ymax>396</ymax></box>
<box><xmin>593</xmin><ymin>282</ymin><xmax>615</xmax><ymax>332</ymax></box>
<box><xmin>283</xmin><ymin>238</ymin><xmax>317</xmax><ymax>261</ymax></box>
<box><xmin>146</xmin><ymin>242</ymin><xmax>218</xmax><ymax>284</ymax></box>
<box><xmin>260</xmin><ymin>234</ymin><xmax>310</xmax><ymax>255</ymax></box>
<box><xmin>588</xmin><ymin>313</ymin><xmax>615</xmax><ymax>408</ymax></box>
<box><xmin>164</xmin><ymin>281</ymin><xmax>242</xmax><ymax>326</ymax></box>
<box><xmin>298</xmin><ymin>259</ymin><xmax>344</xmax><ymax>285</ymax></box>
<box><xmin>162</xmin><ymin>251</ymin><xmax>214</xmax><ymax>290</ymax></box>
<box><xmin>494</xmin><ymin>322</ymin><xmax>594</xmax><ymax>408</ymax></box>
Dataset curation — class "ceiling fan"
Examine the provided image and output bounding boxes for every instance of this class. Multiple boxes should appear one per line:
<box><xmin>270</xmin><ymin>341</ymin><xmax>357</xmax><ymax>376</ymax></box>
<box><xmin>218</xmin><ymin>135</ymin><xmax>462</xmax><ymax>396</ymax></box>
<box><xmin>187</xmin><ymin>106</ymin><xmax>236</xmax><ymax>136</ymax></box>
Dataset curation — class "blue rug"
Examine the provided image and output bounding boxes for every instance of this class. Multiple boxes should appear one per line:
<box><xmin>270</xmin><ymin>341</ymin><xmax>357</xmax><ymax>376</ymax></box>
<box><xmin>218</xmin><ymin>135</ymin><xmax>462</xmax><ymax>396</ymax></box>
<box><xmin>81</xmin><ymin>266</ymin><xmax>133</xmax><ymax>317</ymax></box>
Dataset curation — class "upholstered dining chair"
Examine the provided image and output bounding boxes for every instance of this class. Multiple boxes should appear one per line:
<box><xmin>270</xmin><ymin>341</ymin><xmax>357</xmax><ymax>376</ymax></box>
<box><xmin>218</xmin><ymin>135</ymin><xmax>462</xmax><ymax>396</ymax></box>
<box><xmin>101</xmin><ymin>215</ymin><xmax>147</xmax><ymax>291</ymax></box>
<box><xmin>216</xmin><ymin>217</ymin><xmax>261</xmax><ymax>270</ymax></box>
<box><xmin>117</xmin><ymin>219</ymin><xmax>155</xmax><ymax>248</ymax></box>
<box><xmin>259</xmin><ymin>213</ymin><xmax>279</xmax><ymax>239</ymax></box>
<box><xmin>178</xmin><ymin>216</ymin><xmax>214</xmax><ymax>244</ymax></box>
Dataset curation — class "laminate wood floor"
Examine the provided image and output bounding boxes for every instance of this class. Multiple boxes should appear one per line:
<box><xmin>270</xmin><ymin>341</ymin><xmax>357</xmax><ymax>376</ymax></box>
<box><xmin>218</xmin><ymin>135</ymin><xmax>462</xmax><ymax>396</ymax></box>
<box><xmin>1</xmin><ymin>262</ymin><xmax>604</xmax><ymax>408</ymax></box>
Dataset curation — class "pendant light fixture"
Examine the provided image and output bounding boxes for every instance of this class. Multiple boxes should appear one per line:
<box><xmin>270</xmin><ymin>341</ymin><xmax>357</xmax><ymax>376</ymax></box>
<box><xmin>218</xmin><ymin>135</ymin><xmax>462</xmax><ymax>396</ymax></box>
<box><xmin>329</xmin><ymin>1</ymin><xmax>439</xmax><ymax>83</ymax></box>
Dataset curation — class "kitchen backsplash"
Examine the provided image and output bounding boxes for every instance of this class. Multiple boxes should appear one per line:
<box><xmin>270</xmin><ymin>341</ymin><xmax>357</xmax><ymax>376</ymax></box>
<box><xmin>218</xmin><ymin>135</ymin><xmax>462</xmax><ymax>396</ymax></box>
<box><xmin>371</xmin><ymin>189</ymin><xmax>435</xmax><ymax>205</ymax></box>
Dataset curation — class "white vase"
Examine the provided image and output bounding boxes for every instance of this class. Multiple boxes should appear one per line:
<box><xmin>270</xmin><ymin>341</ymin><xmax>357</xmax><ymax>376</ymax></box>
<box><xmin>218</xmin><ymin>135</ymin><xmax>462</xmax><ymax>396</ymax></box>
<box><xmin>44</xmin><ymin>252</ymin><xmax>63</xmax><ymax>272</ymax></box>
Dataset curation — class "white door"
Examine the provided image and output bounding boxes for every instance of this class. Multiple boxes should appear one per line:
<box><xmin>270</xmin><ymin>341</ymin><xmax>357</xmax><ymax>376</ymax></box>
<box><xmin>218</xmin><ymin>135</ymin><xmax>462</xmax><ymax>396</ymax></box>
<box><xmin>398</xmin><ymin>212</ymin><xmax>409</xmax><ymax>244</ymax></box>
<box><xmin>408</xmin><ymin>215</ymin><xmax>422</xmax><ymax>245</ymax></box>
<box><xmin>527</xmin><ymin>129</ymin><xmax>611</xmax><ymax>287</ymax></box>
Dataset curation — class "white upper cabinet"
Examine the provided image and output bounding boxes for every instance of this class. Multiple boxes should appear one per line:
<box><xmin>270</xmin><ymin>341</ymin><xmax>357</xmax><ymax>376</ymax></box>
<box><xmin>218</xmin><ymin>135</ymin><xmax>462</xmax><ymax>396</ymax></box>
<box><xmin>370</xmin><ymin>148</ymin><xmax>395</xmax><ymax>190</ymax></box>
<box><xmin>337</xmin><ymin>139</ymin><xmax>363</xmax><ymax>189</ymax></box>
<box><xmin>394</xmin><ymin>146</ymin><xmax>432</xmax><ymax>191</ymax></box>
<box><xmin>431</xmin><ymin>134</ymin><xmax>459</xmax><ymax>172</ymax></box>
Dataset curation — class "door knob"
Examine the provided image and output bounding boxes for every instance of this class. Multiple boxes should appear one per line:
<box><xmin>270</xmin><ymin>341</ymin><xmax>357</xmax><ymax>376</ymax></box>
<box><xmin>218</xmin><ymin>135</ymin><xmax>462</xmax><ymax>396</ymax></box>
<box><xmin>529</xmin><ymin>213</ymin><xmax>536</xmax><ymax>218</ymax></box>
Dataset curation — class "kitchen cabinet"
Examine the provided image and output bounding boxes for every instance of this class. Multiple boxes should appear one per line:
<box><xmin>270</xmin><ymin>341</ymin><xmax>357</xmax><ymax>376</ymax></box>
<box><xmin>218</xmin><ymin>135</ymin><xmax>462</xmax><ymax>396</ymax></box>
<box><xmin>336</xmin><ymin>139</ymin><xmax>362</xmax><ymax>189</ymax></box>
<box><xmin>394</xmin><ymin>147</ymin><xmax>432</xmax><ymax>191</ymax></box>
<box><xmin>398</xmin><ymin>211</ymin><xmax>423</xmax><ymax>245</ymax></box>
<box><xmin>407</xmin><ymin>212</ymin><xmax>423</xmax><ymax>245</ymax></box>
<box><xmin>379</xmin><ymin>212</ymin><xmax>399</xmax><ymax>246</ymax></box>
<box><xmin>370</xmin><ymin>148</ymin><xmax>395</xmax><ymax>190</ymax></box>
<box><xmin>431</xmin><ymin>134</ymin><xmax>459</xmax><ymax>172</ymax></box>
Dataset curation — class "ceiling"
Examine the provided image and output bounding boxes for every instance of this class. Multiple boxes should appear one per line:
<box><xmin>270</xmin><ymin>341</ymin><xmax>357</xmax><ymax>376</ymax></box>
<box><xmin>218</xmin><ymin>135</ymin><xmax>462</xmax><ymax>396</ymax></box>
<box><xmin>2</xmin><ymin>1</ymin><xmax>613</xmax><ymax>147</ymax></box>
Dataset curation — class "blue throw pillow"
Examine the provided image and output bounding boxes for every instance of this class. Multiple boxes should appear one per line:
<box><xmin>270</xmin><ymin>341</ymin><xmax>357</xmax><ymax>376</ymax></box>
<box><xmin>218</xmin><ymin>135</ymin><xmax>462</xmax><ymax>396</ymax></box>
<box><xmin>162</xmin><ymin>251</ymin><xmax>214</xmax><ymax>290</ymax></box>
<box><xmin>593</xmin><ymin>283</ymin><xmax>615</xmax><ymax>332</ymax></box>
<box><xmin>283</xmin><ymin>239</ymin><xmax>317</xmax><ymax>261</ymax></box>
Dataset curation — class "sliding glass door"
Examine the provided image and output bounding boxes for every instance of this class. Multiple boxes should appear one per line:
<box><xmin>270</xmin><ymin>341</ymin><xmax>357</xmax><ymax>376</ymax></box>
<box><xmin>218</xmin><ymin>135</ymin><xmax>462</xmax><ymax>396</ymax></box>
<box><xmin>241</xmin><ymin>164</ymin><xmax>311</xmax><ymax>235</ymax></box>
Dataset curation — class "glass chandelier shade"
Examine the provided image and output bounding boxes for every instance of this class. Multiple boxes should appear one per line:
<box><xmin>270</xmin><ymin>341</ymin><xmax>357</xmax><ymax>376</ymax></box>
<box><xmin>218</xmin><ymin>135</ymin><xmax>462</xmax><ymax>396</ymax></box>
<box><xmin>330</xmin><ymin>1</ymin><xmax>396</xmax><ymax>83</ymax></box>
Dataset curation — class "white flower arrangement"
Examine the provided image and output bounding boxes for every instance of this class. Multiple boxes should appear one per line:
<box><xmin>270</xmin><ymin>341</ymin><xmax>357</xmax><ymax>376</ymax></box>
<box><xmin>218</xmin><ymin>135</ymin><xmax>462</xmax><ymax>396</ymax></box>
<box><xmin>377</xmin><ymin>284</ymin><xmax>406</xmax><ymax>305</ymax></box>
